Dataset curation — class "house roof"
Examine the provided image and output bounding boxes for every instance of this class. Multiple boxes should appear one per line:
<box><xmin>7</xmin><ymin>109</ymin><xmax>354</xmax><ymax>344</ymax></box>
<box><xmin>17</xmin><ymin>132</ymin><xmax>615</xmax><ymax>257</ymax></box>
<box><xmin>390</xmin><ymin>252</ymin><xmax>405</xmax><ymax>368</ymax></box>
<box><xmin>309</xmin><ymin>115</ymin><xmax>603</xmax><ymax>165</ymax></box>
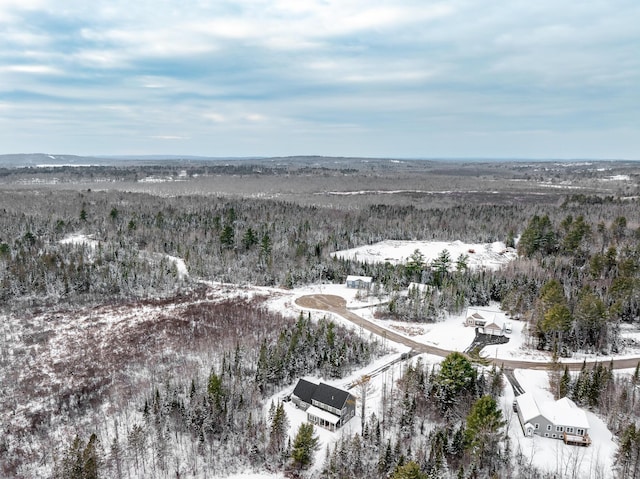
<box><xmin>293</xmin><ymin>380</ymin><xmax>353</xmax><ymax>411</ymax></box>
<box><xmin>293</xmin><ymin>379</ymin><xmax>318</xmax><ymax>404</ymax></box>
<box><xmin>346</xmin><ymin>275</ymin><xmax>372</xmax><ymax>283</ymax></box>
<box><xmin>313</xmin><ymin>383</ymin><xmax>352</xmax><ymax>410</ymax></box>
<box><xmin>516</xmin><ymin>392</ymin><xmax>541</xmax><ymax>424</ymax></box>
<box><xmin>484</xmin><ymin>321</ymin><xmax>503</xmax><ymax>330</ymax></box>
<box><xmin>539</xmin><ymin>397</ymin><xmax>589</xmax><ymax>429</ymax></box>
<box><xmin>307</xmin><ymin>405</ymin><xmax>340</xmax><ymax>424</ymax></box>
<box><xmin>516</xmin><ymin>392</ymin><xmax>589</xmax><ymax>430</ymax></box>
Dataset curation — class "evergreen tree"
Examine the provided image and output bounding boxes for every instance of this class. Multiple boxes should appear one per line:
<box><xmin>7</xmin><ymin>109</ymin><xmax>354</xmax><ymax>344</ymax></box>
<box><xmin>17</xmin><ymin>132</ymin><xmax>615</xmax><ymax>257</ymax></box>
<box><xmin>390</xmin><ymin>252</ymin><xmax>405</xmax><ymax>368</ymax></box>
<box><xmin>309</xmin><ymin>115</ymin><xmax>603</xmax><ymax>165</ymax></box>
<box><xmin>559</xmin><ymin>365</ymin><xmax>571</xmax><ymax>398</ymax></box>
<box><xmin>220</xmin><ymin>225</ymin><xmax>235</xmax><ymax>249</ymax></box>
<box><xmin>574</xmin><ymin>289</ymin><xmax>608</xmax><ymax>351</ymax></box>
<box><xmin>109</xmin><ymin>436</ymin><xmax>123</xmax><ymax>479</ymax></box>
<box><xmin>405</xmin><ymin>249</ymin><xmax>425</xmax><ymax>282</ymax></box>
<box><xmin>268</xmin><ymin>402</ymin><xmax>289</xmax><ymax>457</ymax></box>
<box><xmin>57</xmin><ymin>435</ymin><xmax>101</xmax><ymax>479</ymax></box>
<box><xmin>518</xmin><ymin>214</ymin><xmax>556</xmax><ymax>257</ymax></box>
<box><xmin>291</xmin><ymin>423</ymin><xmax>320</xmax><ymax>470</ymax></box>
<box><xmin>432</xmin><ymin>352</ymin><xmax>476</xmax><ymax>419</ymax></box>
<box><xmin>432</xmin><ymin>249</ymin><xmax>451</xmax><ymax>287</ymax></box>
<box><xmin>464</xmin><ymin>396</ymin><xmax>505</xmax><ymax>460</ymax></box>
<box><xmin>82</xmin><ymin>434</ymin><xmax>101</xmax><ymax>479</ymax></box>
<box><xmin>242</xmin><ymin>227</ymin><xmax>258</xmax><ymax>250</ymax></box>
<box><xmin>391</xmin><ymin>460</ymin><xmax>428</xmax><ymax>479</ymax></box>
<box><xmin>207</xmin><ymin>370</ymin><xmax>226</xmax><ymax>413</ymax></box>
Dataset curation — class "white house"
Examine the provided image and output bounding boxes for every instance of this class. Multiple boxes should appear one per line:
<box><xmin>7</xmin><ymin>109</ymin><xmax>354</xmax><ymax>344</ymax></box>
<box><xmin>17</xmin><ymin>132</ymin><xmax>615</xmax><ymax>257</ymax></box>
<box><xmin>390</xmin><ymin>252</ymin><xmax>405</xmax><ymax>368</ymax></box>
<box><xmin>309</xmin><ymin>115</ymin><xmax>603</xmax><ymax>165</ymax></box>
<box><xmin>465</xmin><ymin>309</ymin><xmax>507</xmax><ymax>336</ymax></box>
<box><xmin>515</xmin><ymin>392</ymin><xmax>591</xmax><ymax>446</ymax></box>
<box><xmin>464</xmin><ymin>309</ymin><xmax>512</xmax><ymax>336</ymax></box>
<box><xmin>465</xmin><ymin>311</ymin><xmax>487</xmax><ymax>328</ymax></box>
<box><xmin>346</xmin><ymin>275</ymin><xmax>373</xmax><ymax>289</ymax></box>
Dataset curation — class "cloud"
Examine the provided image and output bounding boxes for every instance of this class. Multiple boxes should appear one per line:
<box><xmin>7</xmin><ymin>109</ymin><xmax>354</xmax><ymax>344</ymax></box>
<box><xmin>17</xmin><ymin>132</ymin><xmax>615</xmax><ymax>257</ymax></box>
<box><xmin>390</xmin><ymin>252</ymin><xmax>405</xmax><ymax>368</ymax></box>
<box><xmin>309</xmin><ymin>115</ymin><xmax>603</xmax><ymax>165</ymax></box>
<box><xmin>151</xmin><ymin>135</ymin><xmax>190</xmax><ymax>140</ymax></box>
<box><xmin>1</xmin><ymin>65</ymin><xmax>61</xmax><ymax>75</ymax></box>
<box><xmin>0</xmin><ymin>0</ymin><xmax>638</xmax><ymax>158</ymax></box>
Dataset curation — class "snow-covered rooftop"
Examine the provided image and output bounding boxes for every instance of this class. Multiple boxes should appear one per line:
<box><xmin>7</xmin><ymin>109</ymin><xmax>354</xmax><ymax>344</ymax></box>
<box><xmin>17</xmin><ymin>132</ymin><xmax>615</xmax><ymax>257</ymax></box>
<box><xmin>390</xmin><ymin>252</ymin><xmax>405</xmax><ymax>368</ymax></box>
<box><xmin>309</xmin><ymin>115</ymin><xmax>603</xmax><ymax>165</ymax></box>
<box><xmin>306</xmin><ymin>405</ymin><xmax>340</xmax><ymax>424</ymax></box>
<box><xmin>540</xmin><ymin>396</ymin><xmax>590</xmax><ymax>430</ymax></box>
<box><xmin>516</xmin><ymin>392</ymin><xmax>541</xmax><ymax>424</ymax></box>
<box><xmin>516</xmin><ymin>392</ymin><xmax>589</xmax><ymax>430</ymax></box>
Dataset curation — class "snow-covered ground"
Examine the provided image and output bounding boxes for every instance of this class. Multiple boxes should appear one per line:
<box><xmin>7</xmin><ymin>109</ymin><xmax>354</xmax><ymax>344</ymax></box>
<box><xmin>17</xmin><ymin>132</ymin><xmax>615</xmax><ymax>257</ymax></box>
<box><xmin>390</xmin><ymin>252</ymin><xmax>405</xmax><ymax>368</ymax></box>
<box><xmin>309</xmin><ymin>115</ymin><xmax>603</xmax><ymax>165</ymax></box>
<box><xmin>262</xmin><ymin>277</ymin><xmax>637</xmax><ymax>479</ymax></box>
<box><xmin>60</xmin><ymin>232</ymin><xmax>100</xmax><ymax>249</ymax></box>
<box><xmin>331</xmin><ymin>239</ymin><xmax>517</xmax><ymax>270</ymax></box>
<box><xmin>61</xmin><ymin>232</ymin><xmax>638</xmax><ymax>477</ymax></box>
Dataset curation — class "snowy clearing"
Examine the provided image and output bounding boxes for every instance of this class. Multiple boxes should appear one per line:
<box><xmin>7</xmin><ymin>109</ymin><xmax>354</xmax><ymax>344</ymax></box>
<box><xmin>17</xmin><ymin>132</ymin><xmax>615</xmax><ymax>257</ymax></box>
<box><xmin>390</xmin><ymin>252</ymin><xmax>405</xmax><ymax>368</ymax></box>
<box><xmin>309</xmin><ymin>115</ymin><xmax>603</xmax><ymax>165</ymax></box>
<box><xmin>331</xmin><ymin>239</ymin><xmax>517</xmax><ymax>270</ymax></box>
<box><xmin>60</xmin><ymin>232</ymin><xmax>100</xmax><ymax>249</ymax></box>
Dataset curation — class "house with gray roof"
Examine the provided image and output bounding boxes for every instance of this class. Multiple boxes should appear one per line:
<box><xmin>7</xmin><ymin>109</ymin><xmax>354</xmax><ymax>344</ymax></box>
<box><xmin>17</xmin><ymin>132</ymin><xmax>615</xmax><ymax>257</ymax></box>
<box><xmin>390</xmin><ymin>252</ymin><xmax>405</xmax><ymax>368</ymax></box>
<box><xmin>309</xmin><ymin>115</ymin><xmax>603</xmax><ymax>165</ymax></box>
<box><xmin>291</xmin><ymin>379</ymin><xmax>356</xmax><ymax>431</ymax></box>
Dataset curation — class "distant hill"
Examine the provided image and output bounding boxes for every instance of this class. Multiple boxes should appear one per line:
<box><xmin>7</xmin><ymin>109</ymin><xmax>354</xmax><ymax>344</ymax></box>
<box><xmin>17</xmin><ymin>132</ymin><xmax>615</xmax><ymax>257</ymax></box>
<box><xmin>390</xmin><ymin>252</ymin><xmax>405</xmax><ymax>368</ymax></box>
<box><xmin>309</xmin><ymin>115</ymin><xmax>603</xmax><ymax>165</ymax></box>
<box><xmin>0</xmin><ymin>153</ymin><xmax>114</xmax><ymax>168</ymax></box>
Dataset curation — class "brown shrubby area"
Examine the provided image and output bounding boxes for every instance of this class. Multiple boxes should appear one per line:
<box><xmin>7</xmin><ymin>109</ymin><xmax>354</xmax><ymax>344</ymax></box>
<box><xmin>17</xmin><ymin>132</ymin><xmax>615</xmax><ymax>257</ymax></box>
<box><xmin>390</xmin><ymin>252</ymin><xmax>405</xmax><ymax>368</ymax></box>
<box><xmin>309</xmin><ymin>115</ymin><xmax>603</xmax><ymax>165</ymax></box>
<box><xmin>1</xmin><ymin>286</ymin><xmax>383</xmax><ymax>477</ymax></box>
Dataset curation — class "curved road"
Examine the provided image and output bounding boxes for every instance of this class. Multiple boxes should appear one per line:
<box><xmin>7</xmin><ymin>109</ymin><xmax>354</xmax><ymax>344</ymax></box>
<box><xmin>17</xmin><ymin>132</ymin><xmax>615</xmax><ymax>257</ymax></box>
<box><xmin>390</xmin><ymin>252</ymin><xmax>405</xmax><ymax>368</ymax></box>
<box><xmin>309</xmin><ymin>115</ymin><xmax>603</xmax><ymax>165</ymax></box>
<box><xmin>295</xmin><ymin>294</ymin><xmax>640</xmax><ymax>372</ymax></box>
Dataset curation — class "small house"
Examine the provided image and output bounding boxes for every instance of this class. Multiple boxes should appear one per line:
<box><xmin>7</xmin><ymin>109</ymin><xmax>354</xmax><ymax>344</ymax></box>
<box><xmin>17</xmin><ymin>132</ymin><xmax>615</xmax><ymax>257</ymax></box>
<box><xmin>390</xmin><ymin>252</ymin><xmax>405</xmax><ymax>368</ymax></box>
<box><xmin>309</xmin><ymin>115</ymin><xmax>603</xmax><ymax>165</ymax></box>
<box><xmin>515</xmin><ymin>392</ymin><xmax>591</xmax><ymax>446</ymax></box>
<box><xmin>291</xmin><ymin>379</ymin><xmax>356</xmax><ymax>431</ymax></box>
<box><xmin>346</xmin><ymin>275</ymin><xmax>373</xmax><ymax>290</ymax></box>
<box><xmin>465</xmin><ymin>311</ymin><xmax>487</xmax><ymax>328</ymax></box>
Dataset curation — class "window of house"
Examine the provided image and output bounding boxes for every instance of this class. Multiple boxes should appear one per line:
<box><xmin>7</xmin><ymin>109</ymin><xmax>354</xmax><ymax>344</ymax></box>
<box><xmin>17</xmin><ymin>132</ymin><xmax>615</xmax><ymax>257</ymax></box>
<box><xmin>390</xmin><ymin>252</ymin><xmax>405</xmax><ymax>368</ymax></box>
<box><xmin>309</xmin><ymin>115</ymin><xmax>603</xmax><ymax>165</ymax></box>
<box><xmin>556</xmin><ymin>426</ymin><xmax>564</xmax><ymax>432</ymax></box>
<box><xmin>547</xmin><ymin>425</ymin><xmax>552</xmax><ymax>431</ymax></box>
<box><xmin>577</xmin><ymin>428</ymin><xmax>584</xmax><ymax>436</ymax></box>
<box><xmin>544</xmin><ymin>433</ymin><xmax>549</xmax><ymax>437</ymax></box>
<box><xmin>567</xmin><ymin>427</ymin><xmax>574</xmax><ymax>433</ymax></box>
<box><xmin>535</xmin><ymin>423</ymin><xmax>539</xmax><ymax>429</ymax></box>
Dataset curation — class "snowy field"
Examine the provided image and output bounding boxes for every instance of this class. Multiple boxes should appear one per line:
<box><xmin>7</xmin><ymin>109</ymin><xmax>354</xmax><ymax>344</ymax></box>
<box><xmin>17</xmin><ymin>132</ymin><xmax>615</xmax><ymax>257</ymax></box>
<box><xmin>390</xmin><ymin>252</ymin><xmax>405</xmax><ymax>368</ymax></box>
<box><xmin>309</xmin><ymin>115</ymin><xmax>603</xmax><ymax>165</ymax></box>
<box><xmin>331</xmin><ymin>239</ymin><xmax>517</xmax><ymax>270</ymax></box>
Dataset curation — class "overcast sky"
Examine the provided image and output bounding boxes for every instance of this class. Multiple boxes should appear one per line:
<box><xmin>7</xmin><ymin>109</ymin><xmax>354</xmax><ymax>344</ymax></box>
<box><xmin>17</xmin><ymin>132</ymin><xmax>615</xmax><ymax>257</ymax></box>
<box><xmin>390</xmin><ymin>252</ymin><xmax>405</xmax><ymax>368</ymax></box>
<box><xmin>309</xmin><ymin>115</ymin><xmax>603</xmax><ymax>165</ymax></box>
<box><xmin>1</xmin><ymin>0</ymin><xmax>638</xmax><ymax>159</ymax></box>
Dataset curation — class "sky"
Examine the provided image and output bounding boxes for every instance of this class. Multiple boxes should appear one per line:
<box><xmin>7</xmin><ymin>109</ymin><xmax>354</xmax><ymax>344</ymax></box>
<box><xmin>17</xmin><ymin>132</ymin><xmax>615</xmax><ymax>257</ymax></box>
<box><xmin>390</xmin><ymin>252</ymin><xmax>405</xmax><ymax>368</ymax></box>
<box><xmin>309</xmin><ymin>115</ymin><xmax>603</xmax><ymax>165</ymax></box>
<box><xmin>1</xmin><ymin>0</ymin><xmax>639</xmax><ymax>159</ymax></box>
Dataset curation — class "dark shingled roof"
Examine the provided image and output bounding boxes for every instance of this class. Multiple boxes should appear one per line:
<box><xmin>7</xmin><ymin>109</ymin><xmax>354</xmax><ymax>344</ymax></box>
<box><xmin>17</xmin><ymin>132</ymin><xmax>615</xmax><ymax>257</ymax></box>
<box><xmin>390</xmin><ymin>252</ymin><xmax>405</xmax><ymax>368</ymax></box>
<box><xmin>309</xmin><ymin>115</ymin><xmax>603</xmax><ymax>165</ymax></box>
<box><xmin>293</xmin><ymin>379</ymin><xmax>318</xmax><ymax>404</ymax></box>
<box><xmin>313</xmin><ymin>383</ymin><xmax>351</xmax><ymax>410</ymax></box>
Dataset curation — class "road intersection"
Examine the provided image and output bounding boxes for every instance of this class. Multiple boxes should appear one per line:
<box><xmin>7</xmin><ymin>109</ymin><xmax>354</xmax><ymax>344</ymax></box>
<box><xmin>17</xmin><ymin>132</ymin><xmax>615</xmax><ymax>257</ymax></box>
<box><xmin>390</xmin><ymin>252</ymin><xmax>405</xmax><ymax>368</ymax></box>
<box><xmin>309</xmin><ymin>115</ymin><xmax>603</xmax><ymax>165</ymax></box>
<box><xmin>295</xmin><ymin>294</ymin><xmax>640</xmax><ymax>372</ymax></box>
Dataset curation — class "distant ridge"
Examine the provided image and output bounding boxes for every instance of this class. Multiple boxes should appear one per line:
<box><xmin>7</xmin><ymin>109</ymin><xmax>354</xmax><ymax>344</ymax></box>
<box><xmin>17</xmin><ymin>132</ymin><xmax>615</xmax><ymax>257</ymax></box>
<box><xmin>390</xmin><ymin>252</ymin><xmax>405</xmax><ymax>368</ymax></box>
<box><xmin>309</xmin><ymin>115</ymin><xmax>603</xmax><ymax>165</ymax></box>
<box><xmin>0</xmin><ymin>153</ymin><xmax>634</xmax><ymax>169</ymax></box>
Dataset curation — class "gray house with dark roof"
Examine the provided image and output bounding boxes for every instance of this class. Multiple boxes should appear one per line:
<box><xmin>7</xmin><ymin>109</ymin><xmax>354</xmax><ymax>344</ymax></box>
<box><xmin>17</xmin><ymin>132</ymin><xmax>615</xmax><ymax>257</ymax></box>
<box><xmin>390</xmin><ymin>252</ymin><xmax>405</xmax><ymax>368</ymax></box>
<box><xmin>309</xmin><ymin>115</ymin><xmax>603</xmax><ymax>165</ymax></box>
<box><xmin>291</xmin><ymin>379</ymin><xmax>356</xmax><ymax>431</ymax></box>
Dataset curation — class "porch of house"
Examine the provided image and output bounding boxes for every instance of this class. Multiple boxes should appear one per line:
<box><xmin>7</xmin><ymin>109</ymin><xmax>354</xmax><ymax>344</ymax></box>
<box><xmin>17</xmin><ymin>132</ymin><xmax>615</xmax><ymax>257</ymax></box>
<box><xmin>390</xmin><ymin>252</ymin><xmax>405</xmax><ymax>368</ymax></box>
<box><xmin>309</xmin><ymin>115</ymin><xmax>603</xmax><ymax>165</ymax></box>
<box><xmin>563</xmin><ymin>431</ymin><xmax>592</xmax><ymax>447</ymax></box>
<box><xmin>306</xmin><ymin>405</ymin><xmax>340</xmax><ymax>431</ymax></box>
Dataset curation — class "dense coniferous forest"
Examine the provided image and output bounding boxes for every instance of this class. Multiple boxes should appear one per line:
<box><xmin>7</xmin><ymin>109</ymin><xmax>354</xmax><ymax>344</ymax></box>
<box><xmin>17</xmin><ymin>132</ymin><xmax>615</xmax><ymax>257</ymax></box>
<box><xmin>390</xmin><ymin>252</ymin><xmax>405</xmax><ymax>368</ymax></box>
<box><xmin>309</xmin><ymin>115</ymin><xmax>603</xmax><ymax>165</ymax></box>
<box><xmin>1</xmin><ymin>158</ymin><xmax>640</xmax><ymax>478</ymax></box>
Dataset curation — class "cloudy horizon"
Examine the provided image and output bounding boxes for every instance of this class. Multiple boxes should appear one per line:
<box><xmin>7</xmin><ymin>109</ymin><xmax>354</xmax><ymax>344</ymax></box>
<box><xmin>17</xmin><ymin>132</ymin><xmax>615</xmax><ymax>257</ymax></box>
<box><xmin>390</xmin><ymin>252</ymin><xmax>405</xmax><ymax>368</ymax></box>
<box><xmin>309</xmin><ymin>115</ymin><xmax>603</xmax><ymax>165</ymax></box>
<box><xmin>1</xmin><ymin>0</ymin><xmax>638</xmax><ymax>159</ymax></box>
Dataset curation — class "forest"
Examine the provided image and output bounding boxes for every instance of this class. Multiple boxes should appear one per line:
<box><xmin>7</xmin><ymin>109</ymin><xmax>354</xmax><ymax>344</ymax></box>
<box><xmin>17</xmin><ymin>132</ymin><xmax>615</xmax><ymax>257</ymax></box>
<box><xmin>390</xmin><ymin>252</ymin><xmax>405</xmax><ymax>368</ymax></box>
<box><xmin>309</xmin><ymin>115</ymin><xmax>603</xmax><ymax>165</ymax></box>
<box><xmin>1</xmin><ymin>157</ymin><xmax>639</xmax><ymax>478</ymax></box>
